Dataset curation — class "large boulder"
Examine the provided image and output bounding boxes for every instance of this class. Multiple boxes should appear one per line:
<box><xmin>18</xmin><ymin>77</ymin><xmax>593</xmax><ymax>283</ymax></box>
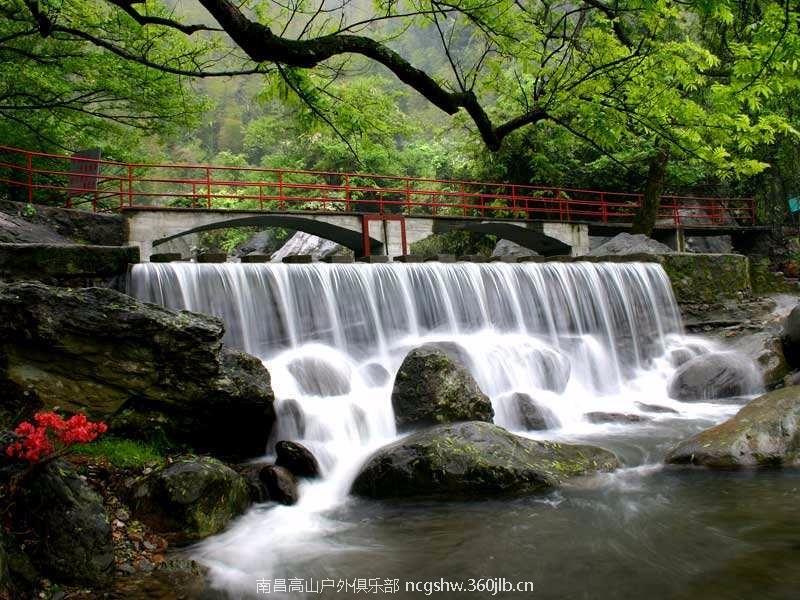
<box><xmin>733</xmin><ymin>331</ymin><xmax>789</xmax><ymax>389</ymax></box>
<box><xmin>271</xmin><ymin>231</ymin><xmax>349</xmax><ymax>261</ymax></box>
<box><xmin>391</xmin><ymin>345</ymin><xmax>493</xmax><ymax>430</ymax></box>
<box><xmin>275</xmin><ymin>440</ymin><xmax>321</xmax><ymax>479</ymax></box>
<box><xmin>260</xmin><ymin>465</ymin><xmax>299</xmax><ymax>505</ymax></box>
<box><xmin>665</xmin><ymin>387</ymin><xmax>800</xmax><ymax>468</ymax></box>
<box><xmin>0</xmin><ymin>282</ymin><xmax>275</xmax><ymax>458</ymax></box>
<box><xmin>667</xmin><ymin>352</ymin><xmax>760</xmax><ymax>401</ymax></box>
<box><xmin>17</xmin><ymin>460</ymin><xmax>113</xmax><ymax>585</ymax></box>
<box><xmin>287</xmin><ymin>356</ymin><xmax>351</xmax><ymax>396</ymax></box>
<box><xmin>781</xmin><ymin>303</ymin><xmax>800</xmax><ymax>368</ymax></box>
<box><xmin>131</xmin><ymin>457</ymin><xmax>250</xmax><ymax>542</ymax></box>
<box><xmin>492</xmin><ymin>239</ymin><xmax>538</xmax><ymax>259</ymax></box>
<box><xmin>588</xmin><ymin>233</ymin><xmax>673</xmax><ymax>256</ymax></box>
<box><xmin>351</xmin><ymin>421</ymin><xmax>618</xmax><ymax>499</ymax></box>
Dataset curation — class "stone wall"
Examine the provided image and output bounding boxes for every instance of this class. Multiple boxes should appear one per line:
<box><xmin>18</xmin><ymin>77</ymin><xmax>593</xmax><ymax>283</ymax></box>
<box><xmin>0</xmin><ymin>243</ymin><xmax>139</xmax><ymax>289</ymax></box>
<box><xmin>657</xmin><ymin>253</ymin><xmax>751</xmax><ymax>304</ymax></box>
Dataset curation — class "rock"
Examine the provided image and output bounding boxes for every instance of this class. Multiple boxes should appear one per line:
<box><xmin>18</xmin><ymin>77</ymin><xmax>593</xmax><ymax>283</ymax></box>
<box><xmin>588</xmin><ymin>233</ymin><xmax>673</xmax><ymax>256</ymax></box>
<box><xmin>275</xmin><ymin>440</ymin><xmax>321</xmax><ymax>479</ymax></box>
<box><xmin>508</xmin><ymin>392</ymin><xmax>558</xmax><ymax>430</ymax></box>
<box><xmin>260</xmin><ymin>466</ymin><xmax>299</xmax><ymax>505</ymax></box>
<box><xmin>665</xmin><ymin>387</ymin><xmax>800</xmax><ymax>468</ymax></box>
<box><xmin>391</xmin><ymin>345</ymin><xmax>493</xmax><ymax>430</ymax></box>
<box><xmin>0</xmin><ymin>529</ymin><xmax>10</xmax><ymax>597</ymax></box>
<box><xmin>0</xmin><ymin>282</ymin><xmax>275</xmax><ymax>459</ymax></box>
<box><xmin>635</xmin><ymin>402</ymin><xmax>679</xmax><ymax>414</ymax></box>
<box><xmin>17</xmin><ymin>460</ymin><xmax>113</xmax><ymax>585</ymax></box>
<box><xmin>0</xmin><ymin>199</ymin><xmax>125</xmax><ymax>246</ymax></box>
<box><xmin>131</xmin><ymin>457</ymin><xmax>250</xmax><ymax>542</ymax></box>
<box><xmin>271</xmin><ymin>231</ymin><xmax>351</xmax><ymax>262</ymax></box>
<box><xmin>287</xmin><ymin>356</ymin><xmax>351</xmax><ymax>396</ymax></box>
<box><xmin>351</xmin><ymin>421</ymin><xmax>619</xmax><ymax>499</ymax></box>
<box><xmin>360</xmin><ymin>362</ymin><xmax>390</xmax><ymax>386</ymax></box>
<box><xmin>667</xmin><ymin>352</ymin><xmax>760</xmax><ymax>401</ymax></box>
<box><xmin>658</xmin><ymin>253</ymin><xmax>751</xmax><ymax>305</ymax></box>
<box><xmin>240</xmin><ymin>464</ymin><xmax>270</xmax><ymax>503</ymax></box>
<box><xmin>584</xmin><ymin>412</ymin><xmax>652</xmax><ymax>424</ymax></box>
<box><xmin>781</xmin><ymin>303</ymin><xmax>800</xmax><ymax>368</ymax></box>
<box><xmin>733</xmin><ymin>331</ymin><xmax>789</xmax><ymax>388</ymax></box>
<box><xmin>685</xmin><ymin>235</ymin><xmax>733</xmax><ymax>254</ymax></box>
<box><xmin>492</xmin><ymin>239</ymin><xmax>538</xmax><ymax>259</ymax></box>
<box><xmin>530</xmin><ymin>348</ymin><xmax>571</xmax><ymax>393</ymax></box>
<box><xmin>275</xmin><ymin>399</ymin><xmax>306</xmax><ymax>438</ymax></box>
<box><xmin>232</xmin><ymin>230</ymin><xmax>285</xmax><ymax>258</ymax></box>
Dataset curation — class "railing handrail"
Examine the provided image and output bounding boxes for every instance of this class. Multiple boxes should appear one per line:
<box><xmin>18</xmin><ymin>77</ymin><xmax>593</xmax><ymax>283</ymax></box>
<box><xmin>0</xmin><ymin>145</ymin><xmax>757</xmax><ymax>227</ymax></box>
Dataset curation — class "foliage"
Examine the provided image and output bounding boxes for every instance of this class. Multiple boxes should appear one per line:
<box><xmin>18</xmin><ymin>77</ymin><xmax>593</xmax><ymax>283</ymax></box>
<box><xmin>5</xmin><ymin>412</ymin><xmax>107</xmax><ymax>463</ymax></box>
<box><xmin>410</xmin><ymin>231</ymin><xmax>497</xmax><ymax>257</ymax></box>
<box><xmin>0</xmin><ymin>0</ymin><xmax>206</xmax><ymax>159</ymax></box>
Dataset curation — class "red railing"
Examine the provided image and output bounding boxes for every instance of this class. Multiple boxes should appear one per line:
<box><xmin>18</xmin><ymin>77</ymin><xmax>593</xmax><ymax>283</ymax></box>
<box><xmin>0</xmin><ymin>145</ymin><xmax>756</xmax><ymax>227</ymax></box>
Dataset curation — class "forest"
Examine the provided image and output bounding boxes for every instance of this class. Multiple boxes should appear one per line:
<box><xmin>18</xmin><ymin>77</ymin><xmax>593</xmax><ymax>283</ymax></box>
<box><xmin>1</xmin><ymin>0</ymin><xmax>798</xmax><ymax>235</ymax></box>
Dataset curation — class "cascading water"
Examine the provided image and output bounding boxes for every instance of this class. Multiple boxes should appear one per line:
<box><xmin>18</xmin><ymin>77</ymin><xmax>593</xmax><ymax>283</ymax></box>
<box><xmin>127</xmin><ymin>261</ymin><xmax>760</xmax><ymax>597</ymax></box>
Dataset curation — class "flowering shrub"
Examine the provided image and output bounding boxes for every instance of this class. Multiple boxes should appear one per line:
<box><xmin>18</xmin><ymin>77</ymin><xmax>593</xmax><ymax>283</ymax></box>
<box><xmin>5</xmin><ymin>411</ymin><xmax>108</xmax><ymax>463</ymax></box>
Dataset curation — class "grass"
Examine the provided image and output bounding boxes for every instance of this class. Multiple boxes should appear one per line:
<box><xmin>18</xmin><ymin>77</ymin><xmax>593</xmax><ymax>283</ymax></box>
<box><xmin>71</xmin><ymin>437</ymin><xmax>166</xmax><ymax>469</ymax></box>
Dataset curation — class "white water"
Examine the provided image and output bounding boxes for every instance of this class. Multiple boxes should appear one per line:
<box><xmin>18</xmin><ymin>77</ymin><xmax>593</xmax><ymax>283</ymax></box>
<box><xmin>127</xmin><ymin>261</ymin><xmax>757</xmax><ymax>596</ymax></box>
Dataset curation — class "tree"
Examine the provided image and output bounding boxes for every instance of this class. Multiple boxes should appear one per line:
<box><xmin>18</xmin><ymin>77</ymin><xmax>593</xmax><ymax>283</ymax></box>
<box><xmin>6</xmin><ymin>0</ymin><xmax>799</xmax><ymax>228</ymax></box>
<box><xmin>0</xmin><ymin>0</ymin><xmax>205</xmax><ymax>156</ymax></box>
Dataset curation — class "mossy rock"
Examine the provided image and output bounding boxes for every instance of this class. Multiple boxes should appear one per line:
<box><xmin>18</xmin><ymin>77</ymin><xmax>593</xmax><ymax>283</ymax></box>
<box><xmin>391</xmin><ymin>345</ymin><xmax>493</xmax><ymax>430</ymax></box>
<box><xmin>665</xmin><ymin>386</ymin><xmax>800</xmax><ymax>468</ymax></box>
<box><xmin>658</xmin><ymin>253</ymin><xmax>751</xmax><ymax>304</ymax></box>
<box><xmin>749</xmin><ymin>256</ymin><xmax>795</xmax><ymax>295</ymax></box>
<box><xmin>131</xmin><ymin>457</ymin><xmax>250</xmax><ymax>542</ymax></box>
<box><xmin>351</xmin><ymin>421</ymin><xmax>619</xmax><ymax>500</ymax></box>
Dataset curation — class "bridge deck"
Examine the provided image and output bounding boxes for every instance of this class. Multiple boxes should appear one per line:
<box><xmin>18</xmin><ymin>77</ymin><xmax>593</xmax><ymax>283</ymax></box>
<box><xmin>1</xmin><ymin>145</ymin><xmax>757</xmax><ymax>229</ymax></box>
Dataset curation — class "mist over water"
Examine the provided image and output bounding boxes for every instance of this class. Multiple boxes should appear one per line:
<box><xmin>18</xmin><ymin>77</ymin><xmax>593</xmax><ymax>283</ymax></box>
<box><xmin>128</xmin><ymin>261</ymin><xmax>767</xmax><ymax>599</ymax></box>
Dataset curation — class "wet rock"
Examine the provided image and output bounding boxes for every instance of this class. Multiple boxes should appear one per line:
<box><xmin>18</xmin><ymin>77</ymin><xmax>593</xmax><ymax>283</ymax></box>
<box><xmin>685</xmin><ymin>235</ymin><xmax>733</xmax><ymax>254</ymax></box>
<box><xmin>529</xmin><ymin>348</ymin><xmax>571</xmax><ymax>393</ymax></box>
<box><xmin>351</xmin><ymin>421</ymin><xmax>619</xmax><ymax>500</ymax></box>
<box><xmin>584</xmin><ymin>412</ymin><xmax>652</xmax><ymax>424</ymax></box>
<box><xmin>0</xmin><ymin>282</ymin><xmax>275</xmax><ymax>459</ymax></box>
<box><xmin>492</xmin><ymin>239</ymin><xmax>538</xmax><ymax>259</ymax></box>
<box><xmin>260</xmin><ymin>466</ymin><xmax>299</xmax><ymax>505</ymax></box>
<box><xmin>131</xmin><ymin>457</ymin><xmax>250</xmax><ymax>542</ymax></box>
<box><xmin>509</xmin><ymin>392</ymin><xmax>559</xmax><ymax>430</ymax></box>
<box><xmin>781</xmin><ymin>303</ymin><xmax>800</xmax><ymax>368</ymax></box>
<box><xmin>360</xmin><ymin>362</ymin><xmax>390</xmax><ymax>386</ymax></box>
<box><xmin>733</xmin><ymin>331</ymin><xmax>789</xmax><ymax>388</ymax></box>
<box><xmin>18</xmin><ymin>460</ymin><xmax>113</xmax><ymax>585</ymax></box>
<box><xmin>271</xmin><ymin>231</ymin><xmax>350</xmax><ymax>262</ymax></box>
<box><xmin>287</xmin><ymin>357</ymin><xmax>351</xmax><ymax>396</ymax></box>
<box><xmin>667</xmin><ymin>352</ymin><xmax>760</xmax><ymax>401</ymax></box>
<box><xmin>275</xmin><ymin>399</ymin><xmax>306</xmax><ymax>438</ymax></box>
<box><xmin>275</xmin><ymin>440</ymin><xmax>321</xmax><ymax>479</ymax></box>
<box><xmin>635</xmin><ymin>402</ymin><xmax>679</xmax><ymax>414</ymax></box>
<box><xmin>240</xmin><ymin>464</ymin><xmax>270</xmax><ymax>503</ymax></box>
<box><xmin>665</xmin><ymin>387</ymin><xmax>800</xmax><ymax>468</ymax></box>
<box><xmin>588</xmin><ymin>233</ymin><xmax>673</xmax><ymax>256</ymax></box>
<box><xmin>391</xmin><ymin>345</ymin><xmax>493</xmax><ymax>430</ymax></box>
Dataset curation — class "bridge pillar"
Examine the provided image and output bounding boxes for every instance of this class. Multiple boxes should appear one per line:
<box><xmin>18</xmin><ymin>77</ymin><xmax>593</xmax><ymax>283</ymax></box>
<box><xmin>541</xmin><ymin>223</ymin><xmax>590</xmax><ymax>256</ymax></box>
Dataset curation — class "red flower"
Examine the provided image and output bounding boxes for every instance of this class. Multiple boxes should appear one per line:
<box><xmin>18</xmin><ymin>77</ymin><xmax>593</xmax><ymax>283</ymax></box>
<box><xmin>4</xmin><ymin>411</ymin><xmax>107</xmax><ymax>463</ymax></box>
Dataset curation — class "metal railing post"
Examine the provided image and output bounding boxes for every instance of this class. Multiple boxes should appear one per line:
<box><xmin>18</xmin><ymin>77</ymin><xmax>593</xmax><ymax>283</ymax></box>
<box><xmin>26</xmin><ymin>152</ymin><xmax>34</xmax><ymax>206</ymax></box>
<box><xmin>600</xmin><ymin>192</ymin><xmax>607</xmax><ymax>223</ymax></box>
<box><xmin>344</xmin><ymin>174</ymin><xmax>350</xmax><ymax>211</ymax></box>
<box><xmin>279</xmin><ymin>171</ymin><xmax>285</xmax><ymax>210</ymax></box>
<box><xmin>205</xmin><ymin>166</ymin><xmax>212</xmax><ymax>209</ymax></box>
<box><xmin>127</xmin><ymin>165</ymin><xmax>133</xmax><ymax>207</ymax></box>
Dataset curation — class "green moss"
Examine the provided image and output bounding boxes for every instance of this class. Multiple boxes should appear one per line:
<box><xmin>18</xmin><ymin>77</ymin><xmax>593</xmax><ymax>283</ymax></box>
<box><xmin>749</xmin><ymin>256</ymin><xmax>795</xmax><ymax>295</ymax></box>
<box><xmin>659</xmin><ymin>254</ymin><xmax>751</xmax><ymax>303</ymax></box>
<box><xmin>72</xmin><ymin>436</ymin><xmax>165</xmax><ymax>468</ymax></box>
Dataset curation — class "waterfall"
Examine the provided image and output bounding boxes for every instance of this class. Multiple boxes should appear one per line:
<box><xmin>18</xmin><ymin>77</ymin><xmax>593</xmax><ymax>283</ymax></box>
<box><xmin>128</xmin><ymin>261</ymin><xmax>691</xmax><ymax>468</ymax></box>
<box><xmin>128</xmin><ymin>261</ymin><xmax>748</xmax><ymax>595</ymax></box>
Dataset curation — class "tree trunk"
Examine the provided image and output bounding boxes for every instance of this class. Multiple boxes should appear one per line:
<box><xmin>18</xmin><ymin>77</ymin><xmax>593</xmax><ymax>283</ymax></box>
<box><xmin>631</xmin><ymin>144</ymin><xmax>670</xmax><ymax>236</ymax></box>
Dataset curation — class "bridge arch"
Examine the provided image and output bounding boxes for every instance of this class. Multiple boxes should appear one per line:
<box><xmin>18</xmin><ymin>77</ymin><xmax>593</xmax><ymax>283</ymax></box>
<box><xmin>151</xmin><ymin>214</ymin><xmax>384</xmax><ymax>256</ymax></box>
<box><xmin>430</xmin><ymin>220</ymin><xmax>573</xmax><ymax>256</ymax></box>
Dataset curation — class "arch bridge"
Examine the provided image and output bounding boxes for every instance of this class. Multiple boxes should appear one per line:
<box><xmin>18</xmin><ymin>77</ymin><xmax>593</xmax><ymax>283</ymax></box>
<box><xmin>0</xmin><ymin>146</ymin><xmax>762</xmax><ymax>260</ymax></box>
